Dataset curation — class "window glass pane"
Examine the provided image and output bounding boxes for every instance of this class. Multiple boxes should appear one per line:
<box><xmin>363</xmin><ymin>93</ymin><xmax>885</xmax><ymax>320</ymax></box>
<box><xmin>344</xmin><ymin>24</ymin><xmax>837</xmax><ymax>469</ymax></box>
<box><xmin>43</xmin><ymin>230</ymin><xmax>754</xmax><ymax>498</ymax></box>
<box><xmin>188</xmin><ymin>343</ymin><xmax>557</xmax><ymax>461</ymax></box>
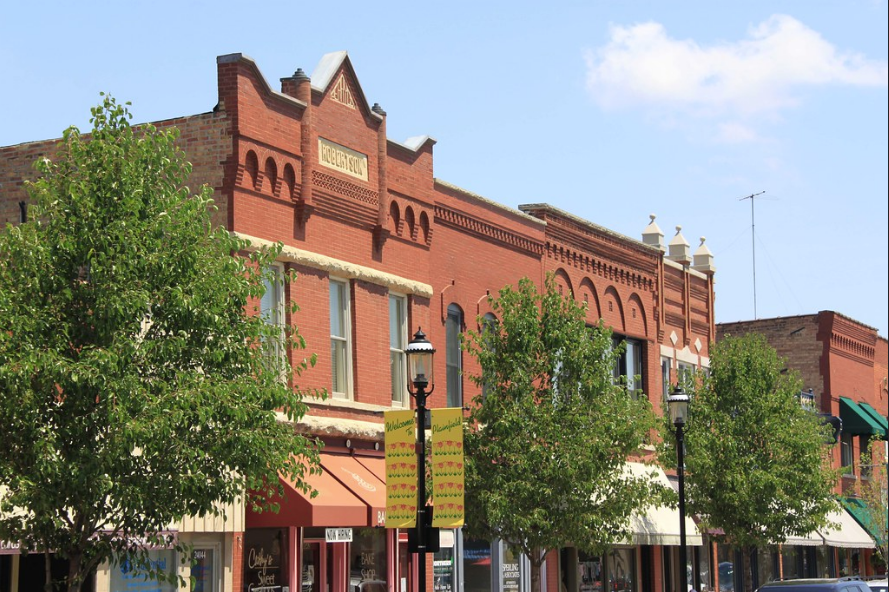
<box><xmin>109</xmin><ymin>550</ymin><xmax>177</xmax><ymax>592</ymax></box>
<box><xmin>501</xmin><ymin>545</ymin><xmax>521</xmax><ymax>592</ymax></box>
<box><xmin>661</xmin><ymin>357</ymin><xmax>671</xmax><ymax>400</ymax></box>
<box><xmin>606</xmin><ymin>548</ymin><xmax>635</xmax><ymax>592</ymax></box>
<box><xmin>330</xmin><ymin>282</ymin><xmax>344</xmax><ymax>337</ymax></box>
<box><xmin>350</xmin><ymin>528</ymin><xmax>387</xmax><ymax>592</ymax></box>
<box><xmin>390</xmin><ymin>297</ymin><xmax>404</xmax><ymax>349</ymax></box>
<box><xmin>261</xmin><ymin>267</ymin><xmax>280</xmax><ymax>325</ymax></box>
<box><xmin>578</xmin><ymin>551</ymin><xmax>602</xmax><ymax>592</ymax></box>
<box><xmin>390</xmin><ymin>295</ymin><xmax>406</xmax><ymax>404</ymax></box>
<box><xmin>191</xmin><ymin>548</ymin><xmax>215</xmax><ymax>592</ymax></box>
<box><xmin>332</xmin><ymin>340</ymin><xmax>347</xmax><ymax>394</ymax></box>
<box><xmin>446</xmin><ymin>305</ymin><xmax>463</xmax><ymax>409</ymax></box>
<box><xmin>391</xmin><ymin>350</ymin><xmax>405</xmax><ymax>404</ymax></box>
<box><xmin>433</xmin><ymin>545</ymin><xmax>455</xmax><ymax>592</ymax></box>
<box><xmin>463</xmin><ymin>539</ymin><xmax>492</xmax><ymax>592</ymax></box>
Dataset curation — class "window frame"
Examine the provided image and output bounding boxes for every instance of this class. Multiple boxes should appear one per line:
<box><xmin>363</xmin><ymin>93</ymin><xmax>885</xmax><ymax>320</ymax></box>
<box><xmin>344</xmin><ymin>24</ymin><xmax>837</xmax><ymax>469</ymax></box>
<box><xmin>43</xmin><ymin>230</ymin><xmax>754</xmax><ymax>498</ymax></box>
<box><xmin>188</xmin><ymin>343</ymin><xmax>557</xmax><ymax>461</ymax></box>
<box><xmin>389</xmin><ymin>293</ymin><xmax>408</xmax><ymax>407</ymax></box>
<box><xmin>329</xmin><ymin>277</ymin><xmax>353</xmax><ymax>400</ymax></box>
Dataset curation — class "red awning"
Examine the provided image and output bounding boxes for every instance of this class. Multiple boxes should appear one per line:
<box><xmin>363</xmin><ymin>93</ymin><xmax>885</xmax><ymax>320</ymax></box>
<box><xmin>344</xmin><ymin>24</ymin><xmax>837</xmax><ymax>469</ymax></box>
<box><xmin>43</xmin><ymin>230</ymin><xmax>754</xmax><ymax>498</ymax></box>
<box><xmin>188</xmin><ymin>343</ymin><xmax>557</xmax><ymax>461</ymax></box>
<box><xmin>321</xmin><ymin>454</ymin><xmax>387</xmax><ymax>527</ymax></box>
<box><xmin>247</xmin><ymin>454</ymin><xmax>369</xmax><ymax>528</ymax></box>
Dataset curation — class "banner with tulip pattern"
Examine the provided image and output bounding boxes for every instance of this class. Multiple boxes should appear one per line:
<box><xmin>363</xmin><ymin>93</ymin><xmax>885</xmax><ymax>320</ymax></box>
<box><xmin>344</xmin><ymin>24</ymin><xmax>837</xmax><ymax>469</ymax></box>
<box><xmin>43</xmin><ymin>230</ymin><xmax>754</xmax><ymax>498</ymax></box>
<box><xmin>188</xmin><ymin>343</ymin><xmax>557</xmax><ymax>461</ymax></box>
<box><xmin>384</xmin><ymin>409</ymin><xmax>418</xmax><ymax>528</ymax></box>
<box><xmin>431</xmin><ymin>408</ymin><xmax>465</xmax><ymax>527</ymax></box>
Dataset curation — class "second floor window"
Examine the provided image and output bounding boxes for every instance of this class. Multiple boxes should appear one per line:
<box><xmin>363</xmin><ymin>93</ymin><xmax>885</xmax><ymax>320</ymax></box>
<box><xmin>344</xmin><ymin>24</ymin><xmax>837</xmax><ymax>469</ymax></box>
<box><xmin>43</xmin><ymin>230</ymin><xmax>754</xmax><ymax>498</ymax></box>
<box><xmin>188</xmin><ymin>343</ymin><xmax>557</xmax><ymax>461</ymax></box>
<box><xmin>330</xmin><ymin>279</ymin><xmax>352</xmax><ymax>399</ymax></box>
<box><xmin>661</xmin><ymin>356</ymin><xmax>672</xmax><ymax>400</ymax></box>
<box><xmin>840</xmin><ymin>432</ymin><xmax>854</xmax><ymax>475</ymax></box>
<box><xmin>446</xmin><ymin>304</ymin><xmax>463</xmax><ymax>409</ymax></box>
<box><xmin>390</xmin><ymin>294</ymin><xmax>407</xmax><ymax>406</ymax></box>
<box><xmin>260</xmin><ymin>264</ymin><xmax>284</xmax><ymax>371</ymax></box>
<box><xmin>613</xmin><ymin>336</ymin><xmax>643</xmax><ymax>398</ymax></box>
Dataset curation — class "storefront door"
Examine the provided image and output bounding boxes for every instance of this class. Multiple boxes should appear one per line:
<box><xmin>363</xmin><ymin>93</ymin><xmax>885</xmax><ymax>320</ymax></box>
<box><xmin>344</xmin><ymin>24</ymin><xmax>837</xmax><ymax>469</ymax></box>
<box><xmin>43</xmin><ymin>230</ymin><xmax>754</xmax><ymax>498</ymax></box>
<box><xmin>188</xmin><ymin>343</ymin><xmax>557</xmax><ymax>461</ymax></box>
<box><xmin>304</xmin><ymin>539</ymin><xmax>329</xmax><ymax>592</ymax></box>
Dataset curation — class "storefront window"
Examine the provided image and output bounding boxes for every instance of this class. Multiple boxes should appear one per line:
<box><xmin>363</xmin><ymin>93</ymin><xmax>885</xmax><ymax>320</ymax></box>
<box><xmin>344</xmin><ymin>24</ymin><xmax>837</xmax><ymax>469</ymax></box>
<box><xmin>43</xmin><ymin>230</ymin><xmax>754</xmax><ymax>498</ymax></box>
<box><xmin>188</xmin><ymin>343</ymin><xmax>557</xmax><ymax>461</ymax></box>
<box><xmin>577</xmin><ymin>552</ymin><xmax>602</xmax><ymax>592</ymax></box>
<box><xmin>110</xmin><ymin>549</ymin><xmax>177</xmax><ymax>592</ymax></box>
<box><xmin>434</xmin><ymin>545</ymin><xmax>455</xmax><ymax>592</ymax></box>
<box><xmin>501</xmin><ymin>546</ymin><xmax>521</xmax><ymax>592</ymax></box>
<box><xmin>192</xmin><ymin>548</ymin><xmax>216</xmax><ymax>592</ymax></box>
<box><xmin>464</xmin><ymin>539</ymin><xmax>492</xmax><ymax>592</ymax></box>
<box><xmin>350</xmin><ymin>528</ymin><xmax>386</xmax><ymax>592</ymax></box>
<box><xmin>756</xmin><ymin>548</ymin><xmax>777</xmax><ymax>587</ymax></box>
<box><xmin>243</xmin><ymin>528</ymin><xmax>287</xmax><ymax>592</ymax></box>
<box><xmin>716</xmin><ymin>546</ymin><xmax>735</xmax><ymax>592</ymax></box>
<box><xmin>781</xmin><ymin>546</ymin><xmax>801</xmax><ymax>579</ymax></box>
<box><xmin>694</xmin><ymin>544</ymin><xmax>710</xmax><ymax>592</ymax></box>
<box><xmin>606</xmin><ymin>549</ymin><xmax>635</xmax><ymax>592</ymax></box>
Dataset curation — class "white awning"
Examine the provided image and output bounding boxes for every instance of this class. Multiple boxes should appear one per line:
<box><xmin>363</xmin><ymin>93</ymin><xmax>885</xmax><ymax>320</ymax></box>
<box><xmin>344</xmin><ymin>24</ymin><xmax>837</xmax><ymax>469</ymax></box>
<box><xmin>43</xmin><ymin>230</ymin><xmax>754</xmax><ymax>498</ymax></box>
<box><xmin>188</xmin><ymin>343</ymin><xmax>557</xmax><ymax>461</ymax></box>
<box><xmin>782</xmin><ymin>503</ymin><xmax>875</xmax><ymax>549</ymax></box>
<box><xmin>626</xmin><ymin>463</ymin><xmax>703</xmax><ymax>547</ymax></box>
<box><xmin>783</xmin><ymin>531</ymin><xmax>825</xmax><ymax>547</ymax></box>
<box><xmin>819</xmin><ymin>505</ymin><xmax>875</xmax><ymax>549</ymax></box>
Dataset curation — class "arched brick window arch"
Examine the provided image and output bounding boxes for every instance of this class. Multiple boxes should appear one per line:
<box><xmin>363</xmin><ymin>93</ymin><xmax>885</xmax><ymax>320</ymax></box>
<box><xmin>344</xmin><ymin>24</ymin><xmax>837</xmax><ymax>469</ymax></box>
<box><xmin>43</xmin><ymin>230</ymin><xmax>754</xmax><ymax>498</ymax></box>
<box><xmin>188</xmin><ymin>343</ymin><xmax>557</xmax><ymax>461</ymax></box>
<box><xmin>389</xmin><ymin>201</ymin><xmax>401</xmax><ymax>235</ymax></box>
<box><xmin>283</xmin><ymin>164</ymin><xmax>296</xmax><ymax>200</ymax></box>
<box><xmin>264</xmin><ymin>157</ymin><xmax>278</xmax><ymax>196</ymax></box>
<box><xmin>419</xmin><ymin>211</ymin><xmax>430</xmax><ymax>245</ymax></box>
<box><xmin>404</xmin><ymin>206</ymin><xmax>416</xmax><ymax>240</ymax></box>
<box><xmin>245</xmin><ymin>150</ymin><xmax>259</xmax><ymax>190</ymax></box>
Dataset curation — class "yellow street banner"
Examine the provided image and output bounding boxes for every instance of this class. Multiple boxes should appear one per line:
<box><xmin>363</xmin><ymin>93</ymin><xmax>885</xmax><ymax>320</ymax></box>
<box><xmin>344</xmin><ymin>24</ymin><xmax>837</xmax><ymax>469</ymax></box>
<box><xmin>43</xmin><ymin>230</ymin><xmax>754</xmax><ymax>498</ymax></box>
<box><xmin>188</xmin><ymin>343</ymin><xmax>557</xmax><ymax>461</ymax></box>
<box><xmin>431</xmin><ymin>408</ymin><xmax>465</xmax><ymax>527</ymax></box>
<box><xmin>384</xmin><ymin>409</ymin><xmax>417</xmax><ymax>528</ymax></box>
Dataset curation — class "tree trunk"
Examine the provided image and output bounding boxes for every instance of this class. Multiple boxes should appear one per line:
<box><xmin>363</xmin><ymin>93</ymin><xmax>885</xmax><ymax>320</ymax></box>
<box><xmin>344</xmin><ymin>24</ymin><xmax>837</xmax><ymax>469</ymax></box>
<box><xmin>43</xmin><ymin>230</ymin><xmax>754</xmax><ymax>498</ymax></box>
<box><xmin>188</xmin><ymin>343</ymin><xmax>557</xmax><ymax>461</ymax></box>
<box><xmin>530</xmin><ymin>548</ymin><xmax>545</xmax><ymax>592</ymax></box>
<box><xmin>742</xmin><ymin>546</ymin><xmax>755</xmax><ymax>592</ymax></box>
<box><xmin>66</xmin><ymin>549</ymin><xmax>83</xmax><ymax>592</ymax></box>
<box><xmin>44</xmin><ymin>550</ymin><xmax>53</xmax><ymax>592</ymax></box>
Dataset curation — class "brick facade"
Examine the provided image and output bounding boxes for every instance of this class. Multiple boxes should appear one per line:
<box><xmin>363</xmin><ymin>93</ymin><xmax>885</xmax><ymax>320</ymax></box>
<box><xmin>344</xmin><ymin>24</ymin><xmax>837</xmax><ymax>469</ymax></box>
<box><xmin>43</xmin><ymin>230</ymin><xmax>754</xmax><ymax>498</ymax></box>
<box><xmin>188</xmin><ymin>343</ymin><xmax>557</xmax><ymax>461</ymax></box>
<box><xmin>1</xmin><ymin>51</ymin><xmax>719</xmax><ymax>592</ymax></box>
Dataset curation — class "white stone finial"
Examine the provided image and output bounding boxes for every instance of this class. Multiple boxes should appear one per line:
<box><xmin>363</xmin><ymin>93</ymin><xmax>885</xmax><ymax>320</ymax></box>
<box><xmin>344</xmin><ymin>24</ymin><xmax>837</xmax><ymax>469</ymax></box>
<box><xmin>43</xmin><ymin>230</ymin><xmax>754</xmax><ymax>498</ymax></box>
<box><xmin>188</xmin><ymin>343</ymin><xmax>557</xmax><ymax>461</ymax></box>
<box><xmin>650</xmin><ymin>214</ymin><xmax>656</xmax><ymax>222</ymax></box>
<box><xmin>675</xmin><ymin>225</ymin><xmax>682</xmax><ymax>234</ymax></box>
<box><xmin>700</xmin><ymin>236</ymin><xmax>706</xmax><ymax>245</ymax></box>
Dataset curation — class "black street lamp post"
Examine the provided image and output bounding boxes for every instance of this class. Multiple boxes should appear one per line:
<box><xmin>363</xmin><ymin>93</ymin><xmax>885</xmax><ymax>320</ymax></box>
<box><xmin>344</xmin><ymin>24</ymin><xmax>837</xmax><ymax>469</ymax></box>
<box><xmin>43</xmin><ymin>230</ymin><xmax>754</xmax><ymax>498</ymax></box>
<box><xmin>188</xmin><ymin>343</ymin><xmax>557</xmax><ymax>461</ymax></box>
<box><xmin>406</xmin><ymin>328</ymin><xmax>436</xmax><ymax>592</ymax></box>
<box><xmin>668</xmin><ymin>385</ymin><xmax>690</xmax><ymax>592</ymax></box>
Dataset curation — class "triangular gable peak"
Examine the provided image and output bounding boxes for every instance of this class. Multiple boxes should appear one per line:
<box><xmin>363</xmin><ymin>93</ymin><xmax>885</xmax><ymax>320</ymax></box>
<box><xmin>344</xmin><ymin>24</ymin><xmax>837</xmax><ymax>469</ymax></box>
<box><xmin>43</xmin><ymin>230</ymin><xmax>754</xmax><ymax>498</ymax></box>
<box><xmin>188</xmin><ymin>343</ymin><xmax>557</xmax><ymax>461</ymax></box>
<box><xmin>311</xmin><ymin>51</ymin><xmax>381</xmax><ymax>123</ymax></box>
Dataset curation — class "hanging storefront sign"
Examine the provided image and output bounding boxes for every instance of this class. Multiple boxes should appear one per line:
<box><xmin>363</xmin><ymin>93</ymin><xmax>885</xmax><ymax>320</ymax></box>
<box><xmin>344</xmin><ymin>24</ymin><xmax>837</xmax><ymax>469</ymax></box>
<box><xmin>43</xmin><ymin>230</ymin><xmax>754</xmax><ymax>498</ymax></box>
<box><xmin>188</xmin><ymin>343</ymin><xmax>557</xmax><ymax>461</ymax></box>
<box><xmin>431</xmin><ymin>408</ymin><xmax>465</xmax><ymax>528</ymax></box>
<box><xmin>384</xmin><ymin>409</ymin><xmax>418</xmax><ymax>528</ymax></box>
<box><xmin>325</xmin><ymin>528</ymin><xmax>353</xmax><ymax>543</ymax></box>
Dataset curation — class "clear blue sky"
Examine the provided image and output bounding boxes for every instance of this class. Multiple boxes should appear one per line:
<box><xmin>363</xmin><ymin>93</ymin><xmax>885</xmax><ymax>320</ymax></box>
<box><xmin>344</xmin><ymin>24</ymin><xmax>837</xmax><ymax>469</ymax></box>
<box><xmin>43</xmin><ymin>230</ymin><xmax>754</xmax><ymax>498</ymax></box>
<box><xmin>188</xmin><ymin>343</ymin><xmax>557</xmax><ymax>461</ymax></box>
<box><xmin>2</xmin><ymin>1</ymin><xmax>887</xmax><ymax>336</ymax></box>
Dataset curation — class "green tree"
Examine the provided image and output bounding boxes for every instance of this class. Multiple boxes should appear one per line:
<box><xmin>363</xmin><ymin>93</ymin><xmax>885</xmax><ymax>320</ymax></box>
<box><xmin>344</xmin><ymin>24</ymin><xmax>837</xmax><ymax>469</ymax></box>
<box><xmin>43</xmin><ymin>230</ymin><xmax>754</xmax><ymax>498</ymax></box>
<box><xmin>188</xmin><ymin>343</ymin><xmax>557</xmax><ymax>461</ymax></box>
<box><xmin>669</xmin><ymin>333</ymin><xmax>838</xmax><ymax>590</ymax></box>
<box><xmin>857</xmin><ymin>438</ymin><xmax>888</xmax><ymax>569</ymax></box>
<box><xmin>0</xmin><ymin>96</ymin><xmax>322</xmax><ymax>592</ymax></box>
<box><xmin>463</xmin><ymin>276</ymin><xmax>663</xmax><ymax>592</ymax></box>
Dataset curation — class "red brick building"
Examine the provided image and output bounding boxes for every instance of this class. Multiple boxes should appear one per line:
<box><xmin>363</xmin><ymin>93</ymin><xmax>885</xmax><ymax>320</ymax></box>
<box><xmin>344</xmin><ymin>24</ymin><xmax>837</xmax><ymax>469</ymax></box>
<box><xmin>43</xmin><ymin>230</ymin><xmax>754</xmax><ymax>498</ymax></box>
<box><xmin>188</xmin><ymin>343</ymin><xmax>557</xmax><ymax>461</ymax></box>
<box><xmin>1</xmin><ymin>52</ymin><xmax>719</xmax><ymax>592</ymax></box>
<box><xmin>717</xmin><ymin>312</ymin><xmax>888</xmax><ymax>577</ymax></box>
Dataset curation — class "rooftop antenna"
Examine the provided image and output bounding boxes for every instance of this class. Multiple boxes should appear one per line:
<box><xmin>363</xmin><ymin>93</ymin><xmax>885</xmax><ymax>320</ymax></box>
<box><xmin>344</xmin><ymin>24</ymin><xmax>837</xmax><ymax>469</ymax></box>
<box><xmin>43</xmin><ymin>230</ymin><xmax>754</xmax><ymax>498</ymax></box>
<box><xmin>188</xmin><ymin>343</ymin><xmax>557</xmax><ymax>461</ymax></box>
<box><xmin>739</xmin><ymin>191</ymin><xmax>766</xmax><ymax>318</ymax></box>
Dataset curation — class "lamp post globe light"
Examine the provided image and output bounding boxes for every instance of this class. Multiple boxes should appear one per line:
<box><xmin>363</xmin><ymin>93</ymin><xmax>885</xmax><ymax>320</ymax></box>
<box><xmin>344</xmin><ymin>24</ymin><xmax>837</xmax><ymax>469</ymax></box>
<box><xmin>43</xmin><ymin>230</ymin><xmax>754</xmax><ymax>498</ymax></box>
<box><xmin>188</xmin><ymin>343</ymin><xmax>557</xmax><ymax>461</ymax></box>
<box><xmin>405</xmin><ymin>328</ymin><xmax>436</xmax><ymax>592</ymax></box>
<box><xmin>668</xmin><ymin>385</ymin><xmax>690</xmax><ymax>592</ymax></box>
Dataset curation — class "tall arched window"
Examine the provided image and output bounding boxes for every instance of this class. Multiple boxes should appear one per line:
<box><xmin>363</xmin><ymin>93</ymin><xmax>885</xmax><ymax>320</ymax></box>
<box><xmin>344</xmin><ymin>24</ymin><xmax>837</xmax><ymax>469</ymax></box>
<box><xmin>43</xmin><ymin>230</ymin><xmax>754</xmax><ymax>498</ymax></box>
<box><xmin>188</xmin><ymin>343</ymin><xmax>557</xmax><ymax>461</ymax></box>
<box><xmin>446</xmin><ymin>304</ymin><xmax>464</xmax><ymax>408</ymax></box>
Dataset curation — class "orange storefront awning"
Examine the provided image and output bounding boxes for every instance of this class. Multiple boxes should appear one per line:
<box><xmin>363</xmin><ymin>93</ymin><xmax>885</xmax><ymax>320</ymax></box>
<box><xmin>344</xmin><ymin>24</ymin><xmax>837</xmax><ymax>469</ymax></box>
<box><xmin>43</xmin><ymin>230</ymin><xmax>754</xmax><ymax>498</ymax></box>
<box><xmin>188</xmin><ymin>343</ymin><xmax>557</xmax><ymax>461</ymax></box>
<box><xmin>321</xmin><ymin>454</ymin><xmax>387</xmax><ymax>527</ymax></box>
<box><xmin>247</xmin><ymin>454</ymin><xmax>369</xmax><ymax>528</ymax></box>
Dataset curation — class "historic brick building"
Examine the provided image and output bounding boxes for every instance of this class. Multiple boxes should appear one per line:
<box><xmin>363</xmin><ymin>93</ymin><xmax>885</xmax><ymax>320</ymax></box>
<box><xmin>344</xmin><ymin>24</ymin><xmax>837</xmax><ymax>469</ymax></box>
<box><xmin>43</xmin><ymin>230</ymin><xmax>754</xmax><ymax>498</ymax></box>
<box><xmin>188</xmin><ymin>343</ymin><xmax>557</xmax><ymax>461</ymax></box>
<box><xmin>1</xmin><ymin>52</ymin><xmax>719</xmax><ymax>592</ymax></box>
<box><xmin>717</xmin><ymin>312</ymin><xmax>888</xmax><ymax>577</ymax></box>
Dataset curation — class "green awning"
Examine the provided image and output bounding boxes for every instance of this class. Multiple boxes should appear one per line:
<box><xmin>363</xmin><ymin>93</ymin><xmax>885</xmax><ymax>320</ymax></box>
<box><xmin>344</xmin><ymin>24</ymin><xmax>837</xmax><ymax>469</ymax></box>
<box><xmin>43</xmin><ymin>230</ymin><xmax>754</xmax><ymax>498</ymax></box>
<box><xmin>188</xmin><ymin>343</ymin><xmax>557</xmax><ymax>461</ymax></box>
<box><xmin>839</xmin><ymin>397</ymin><xmax>884</xmax><ymax>436</ymax></box>
<box><xmin>840</xmin><ymin>497</ymin><xmax>886</xmax><ymax>546</ymax></box>
<box><xmin>857</xmin><ymin>401</ymin><xmax>888</xmax><ymax>437</ymax></box>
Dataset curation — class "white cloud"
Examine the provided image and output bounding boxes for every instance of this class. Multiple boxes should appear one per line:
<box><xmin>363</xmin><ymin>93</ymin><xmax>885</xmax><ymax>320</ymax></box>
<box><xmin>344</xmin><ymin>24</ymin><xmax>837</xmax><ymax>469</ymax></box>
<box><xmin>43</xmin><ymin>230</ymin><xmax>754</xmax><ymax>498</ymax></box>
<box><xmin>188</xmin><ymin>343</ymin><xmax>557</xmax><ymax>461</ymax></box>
<box><xmin>585</xmin><ymin>15</ymin><xmax>888</xmax><ymax>120</ymax></box>
<box><xmin>715</xmin><ymin>122</ymin><xmax>759</xmax><ymax>144</ymax></box>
